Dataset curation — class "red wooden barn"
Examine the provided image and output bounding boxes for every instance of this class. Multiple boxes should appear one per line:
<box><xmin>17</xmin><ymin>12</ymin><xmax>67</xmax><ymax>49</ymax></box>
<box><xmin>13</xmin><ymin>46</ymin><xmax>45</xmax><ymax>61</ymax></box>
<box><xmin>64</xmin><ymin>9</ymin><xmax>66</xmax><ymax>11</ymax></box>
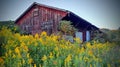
<box><xmin>15</xmin><ymin>2</ymin><xmax>99</xmax><ymax>41</ymax></box>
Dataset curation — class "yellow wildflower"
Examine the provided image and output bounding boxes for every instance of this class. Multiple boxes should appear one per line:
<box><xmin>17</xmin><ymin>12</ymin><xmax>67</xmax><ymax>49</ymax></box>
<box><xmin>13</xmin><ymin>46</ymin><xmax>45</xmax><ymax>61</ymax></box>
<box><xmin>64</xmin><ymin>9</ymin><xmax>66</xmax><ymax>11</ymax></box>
<box><xmin>34</xmin><ymin>42</ymin><xmax>38</xmax><ymax>46</ymax></box>
<box><xmin>27</xmin><ymin>53</ymin><xmax>29</xmax><ymax>58</ymax></box>
<box><xmin>15</xmin><ymin>47</ymin><xmax>21</xmax><ymax>58</ymax></box>
<box><xmin>74</xmin><ymin>38</ymin><xmax>82</xmax><ymax>44</ymax></box>
<box><xmin>52</xmin><ymin>35</ymin><xmax>58</xmax><ymax>41</ymax></box>
<box><xmin>15</xmin><ymin>47</ymin><xmax>20</xmax><ymax>54</ymax></box>
<box><xmin>64</xmin><ymin>54</ymin><xmax>72</xmax><ymax>66</ymax></box>
<box><xmin>35</xmin><ymin>33</ymin><xmax>39</xmax><ymax>39</ymax></box>
<box><xmin>18</xmin><ymin>53</ymin><xmax>21</xmax><ymax>58</ymax></box>
<box><xmin>88</xmin><ymin>50</ymin><xmax>93</xmax><ymax>56</ymax></box>
<box><xmin>80</xmin><ymin>47</ymin><xmax>85</xmax><ymax>53</ymax></box>
<box><xmin>22</xmin><ymin>59</ymin><xmax>25</xmax><ymax>64</ymax></box>
<box><xmin>21</xmin><ymin>42</ymin><xmax>25</xmax><ymax>46</ymax></box>
<box><xmin>107</xmin><ymin>63</ymin><xmax>111</xmax><ymax>67</ymax></box>
<box><xmin>49</xmin><ymin>52</ymin><xmax>53</xmax><ymax>59</ymax></box>
<box><xmin>39</xmin><ymin>64</ymin><xmax>42</xmax><ymax>67</ymax></box>
<box><xmin>23</xmin><ymin>45</ymin><xmax>28</xmax><ymax>51</ymax></box>
<box><xmin>41</xmin><ymin>55</ymin><xmax>47</xmax><ymax>61</ymax></box>
<box><xmin>84</xmin><ymin>56</ymin><xmax>89</xmax><ymax>62</ymax></box>
<box><xmin>12</xmin><ymin>54</ymin><xmax>16</xmax><ymax>58</ymax></box>
<box><xmin>41</xmin><ymin>31</ymin><xmax>47</xmax><ymax>36</ymax></box>
<box><xmin>90</xmin><ymin>64</ymin><xmax>92</xmax><ymax>67</ymax></box>
<box><xmin>65</xmin><ymin>54</ymin><xmax>72</xmax><ymax>62</ymax></box>
<box><xmin>34</xmin><ymin>64</ymin><xmax>36</xmax><ymax>67</ymax></box>
<box><xmin>77</xmin><ymin>48</ymin><xmax>81</xmax><ymax>53</ymax></box>
<box><xmin>54</xmin><ymin>47</ymin><xmax>58</xmax><ymax>51</ymax></box>
<box><xmin>5</xmin><ymin>53</ymin><xmax>8</xmax><ymax>57</ymax></box>
<box><xmin>28</xmin><ymin>58</ymin><xmax>33</xmax><ymax>64</ymax></box>
<box><xmin>21</xmin><ymin>42</ymin><xmax>28</xmax><ymax>51</ymax></box>
<box><xmin>8</xmin><ymin>50</ymin><xmax>12</xmax><ymax>55</ymax></box>
<box><xmin>86</xmin><ymin>42</ymin><xmax>92</xmax><ymax>48</ymax></box>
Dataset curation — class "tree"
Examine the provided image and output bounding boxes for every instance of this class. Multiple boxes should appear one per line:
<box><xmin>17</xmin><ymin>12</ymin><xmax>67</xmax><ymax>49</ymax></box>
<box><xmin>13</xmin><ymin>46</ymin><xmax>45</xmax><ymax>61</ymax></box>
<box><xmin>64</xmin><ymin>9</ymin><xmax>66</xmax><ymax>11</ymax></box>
<box><xmin>59</xmin><ymin>20</ymin><xmax>77</xmax><ymax>36</ymax></box>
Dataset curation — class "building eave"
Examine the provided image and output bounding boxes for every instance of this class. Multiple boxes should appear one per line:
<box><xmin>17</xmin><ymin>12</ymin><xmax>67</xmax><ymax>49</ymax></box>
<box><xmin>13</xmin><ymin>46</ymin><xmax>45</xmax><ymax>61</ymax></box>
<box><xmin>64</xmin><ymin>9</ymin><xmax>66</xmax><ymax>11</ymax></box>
<box><xmin>62</xmin><ymin>11</ymin><xmax>99</xmax><ymax>30</ymax></box>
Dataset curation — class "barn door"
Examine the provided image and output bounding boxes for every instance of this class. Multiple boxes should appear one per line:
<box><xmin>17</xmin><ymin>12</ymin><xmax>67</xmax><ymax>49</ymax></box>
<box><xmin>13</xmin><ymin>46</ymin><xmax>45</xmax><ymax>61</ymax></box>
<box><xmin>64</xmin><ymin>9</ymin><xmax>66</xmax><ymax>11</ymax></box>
<box><xmin>86</xmin><ymin>31</ymin><xmax>90</xmax><ymax>41</ymax></box>
<box><xmin>75</xmin><ymin>32</ymin><xmax>83</xmax><ymax>41</ymax></box>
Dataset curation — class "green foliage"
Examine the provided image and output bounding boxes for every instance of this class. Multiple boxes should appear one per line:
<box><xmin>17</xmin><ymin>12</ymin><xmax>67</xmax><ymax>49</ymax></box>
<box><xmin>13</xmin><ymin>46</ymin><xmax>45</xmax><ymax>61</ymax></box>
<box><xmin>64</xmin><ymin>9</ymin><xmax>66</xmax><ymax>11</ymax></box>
<box><xmin>59</xmin><ymin>20</ymin><xmax>77</xmax><ymax>35</ymax></box>
<box><xmin>0</xmin><ymin>21</ymin><xmax>30</xmax><ymax>36</ymax></box>
<box><xmin>0</xmin><ymin>20</ymin><xmax>14</xmax><ymax>30</ymax></box>
<box><xmin>0</xmin><ymin>20</ymin><xmax>22</xmax><ymax>33</ymax></box>
<box><xmin>99</xmin><ymin>29</ymin><xmax>120</xmax><ymax>45</ymax></box>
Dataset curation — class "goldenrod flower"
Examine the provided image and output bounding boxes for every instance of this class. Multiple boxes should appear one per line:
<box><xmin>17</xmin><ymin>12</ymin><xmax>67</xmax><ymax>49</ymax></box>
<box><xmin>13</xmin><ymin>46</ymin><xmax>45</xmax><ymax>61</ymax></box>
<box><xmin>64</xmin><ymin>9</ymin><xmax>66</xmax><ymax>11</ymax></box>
<box><xmin>39</xmin><ymin>64</ymin><xmax>42</xmax><ymax>67</ymax></box>
<box><xmin>86</xmin><ymin>42</ymin><xmax>92</xmax><ymax>48</ymax></box>
<box><xmin>90</xmin><ymin>64</ymin><xmax>92</xmax><ymax>67</ymax></box>
<box><xmin>28</xmin><ymin>58</ymin><xmax>33</xmax><ymax>64</ymax></box>
<box><xmin>34</xmin><ymin>42</ymin><xmax>38</xmax><ymax>46</ymax></box>
<box><xmin>27</xmin><ymin>53</ymin><xmax>29</xmax><ymax>58</ymax></box>
<box><xmin>64</xmin><ymin>54</ymin><xmax>72</xmax><ymax>66</ymax></box>
<box><xmin>41</xmin><ymin>31</ymin><xmax>47</xmax><ymax>36</ymax></box>
<box><xmin>41</xmin><ymin>55</ymin><xmax>47</xmax><ymax>61</ymax></box>
<box><xmin>80</xmin><ymin>47</ymin><xmax>85</xmax><ymax>53</ymax></box>
<box><xmin>12</xmin><ymin>54</ymin><xmax>16</xmax><ymax>58</ymax></box>
<box><xmin>88</xmin><ymin>50</ymin><xmax>93</xmax><ymax>56</ymax></box>
<box><xmin>8</xmin><ymin>50</ymin><xmax>12</xmax><ymax>55</ymax></box>
<box><xmin>52</xmin><ymin>36</ymin><xmax>58</xmax><ymax>41</ymax></box>
<box><xmin>21</xmin><ymin>42</ymin><xmax>28</xmax><ymax>51</ymax></box>
<box><xmin>21</xmin><ymin>42</ymin><xmax>25</xmax><ymax>46</ymax></box>
<box><xmin>35</xmin><ymin>33</ymin><xmax>39</xmax><ymax>39</ymax></box>
<box><xmin>74</xmin><ymin>38</ymin><xmax>82</xmax><ymax>44</ymax></box>
<box><xmin>15</xmin><ymin>47</ymin><xmax>21</xmax><ymax>58</ymax></box>
<box><xmin>65</xmin><ymin>54</ymin><xmax>72</xmax><ymax>62</ymax></box>
<box><xmin>34</xmin><ymin>64</ymin><xmax>36</xmax><ymax>67</ymax></box>
<box><xmin>22</xmin><ymin>59</ymin><xmax>25</xmax><ymax>64</ymax></box>
<box><xmin>107</xmin><ymin>63</ymin><xmax>111</xmax><ymax>67</ymax></box>
<box><xmin>15</xmin><ymin>47</ymin><xmax>20</xmax><ymax>54</ymax></box>
<box><xmin>23</xmin><ymin>45</ymin><xmax>28</xmax><ymax>52</ymax></box>
<box><xmin>5</xmin><ymin>53</ymin><xmax>8</xmax><ymax>57</ymax></box>
<box><xmin>49</xmin><ymin>52</ymin><xmax>53</xmax><ymax>59</ymax></box>
<box><xmin>84</xmin><ymin>56</ymin><xmax>89</xmax><ymax>62</ymax></box>
<box><xmin>54</xmin><ymin>47</ymin><xmax>58</xmax><ymax>51</ymax></box>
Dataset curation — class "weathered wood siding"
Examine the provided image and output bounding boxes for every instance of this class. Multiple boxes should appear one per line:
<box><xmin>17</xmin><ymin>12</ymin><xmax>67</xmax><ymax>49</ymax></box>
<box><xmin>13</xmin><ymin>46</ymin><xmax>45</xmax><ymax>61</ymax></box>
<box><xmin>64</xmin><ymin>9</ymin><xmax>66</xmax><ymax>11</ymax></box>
<box><xmin>16</xmin><ymin>4</ymin><xmax>67</xmax><ymax>35</ymax></box>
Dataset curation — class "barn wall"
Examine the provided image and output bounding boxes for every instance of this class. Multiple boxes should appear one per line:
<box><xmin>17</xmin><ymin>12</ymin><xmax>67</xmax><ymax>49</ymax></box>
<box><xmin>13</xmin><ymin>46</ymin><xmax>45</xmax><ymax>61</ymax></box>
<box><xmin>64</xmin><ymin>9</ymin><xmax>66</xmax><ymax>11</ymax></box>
<box><xmin>16</xmin><ymin>4</ymin><xmax>67</xmax><ymax>35</ymax></box>
<box><xmin>15</xmin><ymin>3</ymin><xmax>99</xmax><ymax>42</ymax></box>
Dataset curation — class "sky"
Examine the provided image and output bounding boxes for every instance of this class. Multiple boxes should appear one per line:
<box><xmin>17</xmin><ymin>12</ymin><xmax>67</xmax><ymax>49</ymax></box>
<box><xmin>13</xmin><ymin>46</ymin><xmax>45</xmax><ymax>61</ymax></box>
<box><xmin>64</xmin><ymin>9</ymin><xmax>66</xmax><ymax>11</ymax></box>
<box><xmin>0</xmin><ymin>0</ymin><xmax>120</xmax><ymax>30</ymax></box>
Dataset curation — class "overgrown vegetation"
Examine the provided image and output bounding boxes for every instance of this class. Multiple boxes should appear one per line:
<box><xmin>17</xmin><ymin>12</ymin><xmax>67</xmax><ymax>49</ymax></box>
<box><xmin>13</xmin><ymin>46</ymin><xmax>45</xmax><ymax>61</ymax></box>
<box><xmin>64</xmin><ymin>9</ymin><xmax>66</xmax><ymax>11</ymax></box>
<box><xmin>0</xmin><ymin>27</ymin><xmax>120</xmax><ymax>67</ymax></box>
<box><xmin>59</xmin><ymin>20</ymin><xmax>77</xmax><ymax>36</ymax></box>
<box><xmin>0</xmin><ymin>20</ymin><xmax>31</xmax><ymax>34</ymax></box>
<box><xmin>99</xmin><ymin>28</ymin><xmax>120</xmax><ymax>45</ymax></box>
